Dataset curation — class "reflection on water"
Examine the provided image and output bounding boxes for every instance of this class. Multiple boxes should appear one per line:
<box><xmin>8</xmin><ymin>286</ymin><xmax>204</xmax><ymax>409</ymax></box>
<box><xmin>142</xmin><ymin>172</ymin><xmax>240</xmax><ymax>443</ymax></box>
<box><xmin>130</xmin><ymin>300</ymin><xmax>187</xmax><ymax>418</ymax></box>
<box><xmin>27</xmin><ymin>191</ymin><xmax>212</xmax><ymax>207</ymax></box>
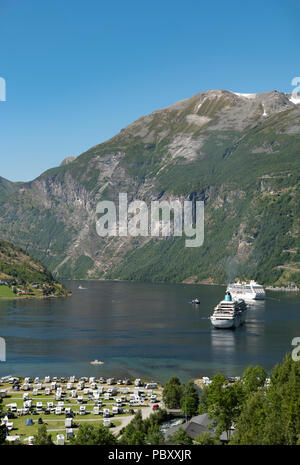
<box><xmin>0</xmin><ymin>281</ymin><xmax>299</xmax><ymax>383</ymax></box>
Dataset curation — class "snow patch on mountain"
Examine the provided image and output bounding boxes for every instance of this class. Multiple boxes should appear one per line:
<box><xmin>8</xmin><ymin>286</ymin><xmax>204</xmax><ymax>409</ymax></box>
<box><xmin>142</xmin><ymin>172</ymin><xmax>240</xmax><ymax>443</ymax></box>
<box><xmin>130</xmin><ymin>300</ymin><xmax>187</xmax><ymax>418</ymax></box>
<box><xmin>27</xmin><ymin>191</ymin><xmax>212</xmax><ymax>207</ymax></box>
<box><xmin>234</xmin><ymin>93</ymin><xmax>257</xmax><ymax>99</ymax></box>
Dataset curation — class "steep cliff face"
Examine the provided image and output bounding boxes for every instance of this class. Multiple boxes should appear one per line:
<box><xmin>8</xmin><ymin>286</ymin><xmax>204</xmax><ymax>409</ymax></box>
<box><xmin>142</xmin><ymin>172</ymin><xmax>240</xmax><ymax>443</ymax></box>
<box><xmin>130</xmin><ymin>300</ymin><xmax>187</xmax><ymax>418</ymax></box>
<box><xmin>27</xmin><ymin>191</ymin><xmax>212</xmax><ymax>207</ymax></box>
<box><xmin>0</xmin><ymin>89</ymin><xmax>300</xmax><ymax>285</ymax></box>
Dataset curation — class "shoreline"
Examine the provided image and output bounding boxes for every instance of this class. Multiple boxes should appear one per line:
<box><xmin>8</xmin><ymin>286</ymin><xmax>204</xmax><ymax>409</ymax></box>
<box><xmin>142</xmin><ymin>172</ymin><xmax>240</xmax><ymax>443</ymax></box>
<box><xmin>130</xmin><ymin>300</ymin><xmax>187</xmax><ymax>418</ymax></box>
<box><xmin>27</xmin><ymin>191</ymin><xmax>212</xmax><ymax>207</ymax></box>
<box><xmin>63</xmin><ymin>278</ymin><xmax>300</xmax><ymax>292</ymax></box>
<box><xmin>0</xmin><ymin>293</ymin><xmax>71</xmax><ymax>301</ymax></box>
<box><xmin>265</xmin><ymin>286</ymin><xmax>299</xmax><ymax>292</ymax></box>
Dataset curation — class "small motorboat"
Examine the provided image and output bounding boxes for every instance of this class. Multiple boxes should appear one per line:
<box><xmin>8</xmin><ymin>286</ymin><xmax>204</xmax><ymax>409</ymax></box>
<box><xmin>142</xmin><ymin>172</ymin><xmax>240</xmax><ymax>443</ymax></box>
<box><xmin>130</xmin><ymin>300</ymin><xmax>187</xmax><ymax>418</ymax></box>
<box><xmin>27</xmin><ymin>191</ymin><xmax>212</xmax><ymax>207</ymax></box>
<box><xmin>192</xmin><ymin>298</ymin><xmax>200</xmax><ymax>305</ymax></box>
<box><xmin>90</xmin><ymin>360</ymin><xmax>104</xmax><ymax>366</ymax></box>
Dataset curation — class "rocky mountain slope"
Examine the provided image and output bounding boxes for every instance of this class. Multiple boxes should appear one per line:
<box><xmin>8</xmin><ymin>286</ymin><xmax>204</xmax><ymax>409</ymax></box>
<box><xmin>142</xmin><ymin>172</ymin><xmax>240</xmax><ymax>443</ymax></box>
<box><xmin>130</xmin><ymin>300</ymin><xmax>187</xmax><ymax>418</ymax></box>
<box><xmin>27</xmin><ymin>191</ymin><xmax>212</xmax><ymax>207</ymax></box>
<box><xmin>0</xmin><ymin>89</ymin><xmax>300</xmax><ymax>285</ymax></box>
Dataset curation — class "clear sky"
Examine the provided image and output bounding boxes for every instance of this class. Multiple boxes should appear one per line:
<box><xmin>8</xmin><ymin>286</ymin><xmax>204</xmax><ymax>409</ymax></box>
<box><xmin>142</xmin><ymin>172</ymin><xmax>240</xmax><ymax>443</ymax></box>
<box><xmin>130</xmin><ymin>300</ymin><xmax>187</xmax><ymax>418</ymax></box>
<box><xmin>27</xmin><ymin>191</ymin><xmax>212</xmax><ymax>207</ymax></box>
<box><xmin>0</xmin><ymin>0</ymin><xmax>299</xmax><ymax>182</ymax></box>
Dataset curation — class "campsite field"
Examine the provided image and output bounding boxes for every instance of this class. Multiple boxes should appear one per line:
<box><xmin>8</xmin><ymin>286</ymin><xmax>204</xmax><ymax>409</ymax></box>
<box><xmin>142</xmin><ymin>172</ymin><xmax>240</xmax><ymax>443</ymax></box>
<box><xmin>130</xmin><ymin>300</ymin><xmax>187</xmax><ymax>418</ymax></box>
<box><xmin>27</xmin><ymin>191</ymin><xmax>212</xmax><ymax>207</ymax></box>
<box><xmin>0</xmin><ymin>379</ymin><xmax>162</xmax><ymax>443</ymax></box>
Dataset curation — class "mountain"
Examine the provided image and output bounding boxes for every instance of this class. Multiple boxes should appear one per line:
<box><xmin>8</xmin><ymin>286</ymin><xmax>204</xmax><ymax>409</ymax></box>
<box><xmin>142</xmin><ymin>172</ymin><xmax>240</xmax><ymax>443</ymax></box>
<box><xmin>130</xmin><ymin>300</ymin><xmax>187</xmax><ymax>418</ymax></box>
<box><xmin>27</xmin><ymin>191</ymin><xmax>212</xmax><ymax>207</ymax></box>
<box><xmin>0</xmin><ymin>89</ymin><xmax>300</xmax><ymax>286</ymax></box>
<box><xmin>0</xmin><ymin>239</ymin><xmax>69</xmax><ymax>297</ymax></box>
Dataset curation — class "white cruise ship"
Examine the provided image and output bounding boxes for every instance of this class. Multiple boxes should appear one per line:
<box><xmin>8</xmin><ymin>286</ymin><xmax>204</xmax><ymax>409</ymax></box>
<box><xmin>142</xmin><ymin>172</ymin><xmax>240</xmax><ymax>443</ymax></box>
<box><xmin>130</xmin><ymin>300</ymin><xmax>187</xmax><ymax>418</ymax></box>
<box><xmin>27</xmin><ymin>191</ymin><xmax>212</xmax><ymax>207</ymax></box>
<box><xmin>226</xmin><ymin>280</ymin><xmax>266</xmax><ymax>301</ymax></box>
<box><xmin>210</xmin><ymin>291</ymin><xmax>247</xmax><ymax>329</ymax></box>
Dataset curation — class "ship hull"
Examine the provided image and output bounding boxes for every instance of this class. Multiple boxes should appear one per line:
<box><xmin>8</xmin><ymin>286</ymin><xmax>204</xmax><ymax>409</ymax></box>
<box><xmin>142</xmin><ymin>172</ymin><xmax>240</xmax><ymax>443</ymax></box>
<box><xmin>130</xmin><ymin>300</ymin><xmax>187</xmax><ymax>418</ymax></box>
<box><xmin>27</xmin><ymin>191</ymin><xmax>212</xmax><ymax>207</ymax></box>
<box><xmin>230</xmin><ymin>292</ymin><xmax>265</xmax><ymax>301</ymax></box>
<box><xmin>210</xmin><ymin>316</ymin><xmax>241</xmax><ymax>329</ymax></box>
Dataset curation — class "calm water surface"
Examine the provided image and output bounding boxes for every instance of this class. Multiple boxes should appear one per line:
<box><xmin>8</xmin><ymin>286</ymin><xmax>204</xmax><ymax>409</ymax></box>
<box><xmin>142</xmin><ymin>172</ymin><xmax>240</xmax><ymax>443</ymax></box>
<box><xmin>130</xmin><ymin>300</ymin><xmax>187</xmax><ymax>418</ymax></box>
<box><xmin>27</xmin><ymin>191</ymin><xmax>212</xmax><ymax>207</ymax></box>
<box><xmin>0</xmin><ymin>281</ymin><xmax>299</xmax><ymax>383</ymax></box>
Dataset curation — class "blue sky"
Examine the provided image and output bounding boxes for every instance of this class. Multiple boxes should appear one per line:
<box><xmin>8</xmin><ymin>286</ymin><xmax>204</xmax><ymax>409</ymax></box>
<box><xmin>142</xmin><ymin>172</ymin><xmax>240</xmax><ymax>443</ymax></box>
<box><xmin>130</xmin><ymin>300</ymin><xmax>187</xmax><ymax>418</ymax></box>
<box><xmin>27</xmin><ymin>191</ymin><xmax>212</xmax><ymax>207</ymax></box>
<box><xmin>0</xmin><ymin>0</ymin><xmax>299</xmax><ymax>182</ymax></box>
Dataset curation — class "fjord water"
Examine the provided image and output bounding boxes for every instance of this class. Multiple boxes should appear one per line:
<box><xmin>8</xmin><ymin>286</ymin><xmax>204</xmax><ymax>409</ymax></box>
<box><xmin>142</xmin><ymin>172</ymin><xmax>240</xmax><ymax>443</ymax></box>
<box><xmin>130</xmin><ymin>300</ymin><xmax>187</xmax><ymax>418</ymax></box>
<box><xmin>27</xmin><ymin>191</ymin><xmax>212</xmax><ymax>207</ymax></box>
<box><xmin>0</xmin><ymin>281</ymin><xmax>299</xmax><ymax>383</ymax></box>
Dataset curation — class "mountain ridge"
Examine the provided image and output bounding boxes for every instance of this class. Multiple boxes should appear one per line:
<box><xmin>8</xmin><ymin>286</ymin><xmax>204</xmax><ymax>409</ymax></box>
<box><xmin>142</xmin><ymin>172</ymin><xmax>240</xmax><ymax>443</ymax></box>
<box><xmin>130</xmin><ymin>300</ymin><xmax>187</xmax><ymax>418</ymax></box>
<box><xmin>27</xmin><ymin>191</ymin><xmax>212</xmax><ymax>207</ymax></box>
<box><xmin>0</xmin><ymin>89</ymin><xmax>299</xmax><ymax>286</ymax></box>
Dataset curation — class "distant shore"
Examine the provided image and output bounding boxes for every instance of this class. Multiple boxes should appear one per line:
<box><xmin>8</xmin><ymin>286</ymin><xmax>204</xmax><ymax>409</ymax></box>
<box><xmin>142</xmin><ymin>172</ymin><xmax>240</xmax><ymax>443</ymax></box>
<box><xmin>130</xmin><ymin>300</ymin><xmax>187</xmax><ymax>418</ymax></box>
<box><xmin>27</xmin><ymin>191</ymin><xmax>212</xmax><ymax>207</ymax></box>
<box><xmin>0</xmin><ymin>293</ymin><xmax>71</xmax><ymax>301</ymax></box>
<box><xmin>265</xmin><ymin>286</ymin><xmax>299</xmax><ymax>292</ymax></box>
<box><xmin>63</xmin><ymin>277</ymin><xmax>300</xmax><ymax>292</ymax></box>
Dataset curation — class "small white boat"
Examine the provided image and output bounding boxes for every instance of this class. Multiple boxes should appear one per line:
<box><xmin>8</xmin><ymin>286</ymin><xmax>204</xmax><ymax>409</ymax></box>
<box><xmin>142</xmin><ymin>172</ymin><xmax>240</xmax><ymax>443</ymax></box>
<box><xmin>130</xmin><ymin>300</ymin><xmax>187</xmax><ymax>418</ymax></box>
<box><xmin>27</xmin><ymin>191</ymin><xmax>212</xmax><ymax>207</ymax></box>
<box><xmin>78</xmin><ymin>285</ymin><xmax>87</xmax><ymax>290</ymax></box>
<box><xmin>90</xmin><ymin>360</ymin><xmax>104</xmax><ymax>366</ymax></box>
<box><xmin>192</xmin><ymin>298</ymin><xmax>200</xmax><ymax>304</ymax></box>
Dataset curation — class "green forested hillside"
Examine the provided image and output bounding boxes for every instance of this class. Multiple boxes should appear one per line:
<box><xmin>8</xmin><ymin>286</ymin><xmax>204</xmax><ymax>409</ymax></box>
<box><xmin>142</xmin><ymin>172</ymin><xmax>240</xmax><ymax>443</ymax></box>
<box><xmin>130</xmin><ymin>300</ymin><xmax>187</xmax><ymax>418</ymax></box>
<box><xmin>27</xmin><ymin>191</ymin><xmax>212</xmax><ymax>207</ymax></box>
<box><xmin>0</xmin><ymin>239</ymin><xmax>69</xmax><ymax>297</ymax></box>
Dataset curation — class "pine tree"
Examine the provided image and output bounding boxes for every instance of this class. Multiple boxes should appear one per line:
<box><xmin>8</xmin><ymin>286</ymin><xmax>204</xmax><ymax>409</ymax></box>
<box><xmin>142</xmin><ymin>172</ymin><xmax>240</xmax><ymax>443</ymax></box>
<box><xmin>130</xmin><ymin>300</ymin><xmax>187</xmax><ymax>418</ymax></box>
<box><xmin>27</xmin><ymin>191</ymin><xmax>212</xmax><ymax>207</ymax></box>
<box><xmin>32</xmin><ymin>424</ymin><xmax>54</xmax><ymax>445</ymax></box>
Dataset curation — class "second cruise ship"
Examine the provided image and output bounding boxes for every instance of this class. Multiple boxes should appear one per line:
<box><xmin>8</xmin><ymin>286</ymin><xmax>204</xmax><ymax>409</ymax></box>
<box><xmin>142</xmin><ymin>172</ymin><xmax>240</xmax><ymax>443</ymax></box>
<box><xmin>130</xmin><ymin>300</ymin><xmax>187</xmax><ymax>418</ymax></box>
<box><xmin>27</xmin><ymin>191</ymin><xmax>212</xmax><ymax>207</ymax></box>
<box><xmin>226</xmin><ymin>280</ymin><xmax>266</xmax><ymax>301</ymax></box>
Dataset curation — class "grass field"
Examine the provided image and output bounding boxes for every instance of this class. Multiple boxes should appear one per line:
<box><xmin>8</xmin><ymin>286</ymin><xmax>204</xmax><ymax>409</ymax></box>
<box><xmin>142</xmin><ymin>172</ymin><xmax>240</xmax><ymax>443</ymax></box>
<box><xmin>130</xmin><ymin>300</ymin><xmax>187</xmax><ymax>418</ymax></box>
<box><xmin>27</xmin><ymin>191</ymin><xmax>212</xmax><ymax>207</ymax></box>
<box><xmin>9</xmin><ymin>417</ymin><xmax>121</xmax><ymax>438</ymax></box>
<box><xmin>0</xmin><ymin>285</ymin><xmax>15</xmax><ymax>298</ymax></box>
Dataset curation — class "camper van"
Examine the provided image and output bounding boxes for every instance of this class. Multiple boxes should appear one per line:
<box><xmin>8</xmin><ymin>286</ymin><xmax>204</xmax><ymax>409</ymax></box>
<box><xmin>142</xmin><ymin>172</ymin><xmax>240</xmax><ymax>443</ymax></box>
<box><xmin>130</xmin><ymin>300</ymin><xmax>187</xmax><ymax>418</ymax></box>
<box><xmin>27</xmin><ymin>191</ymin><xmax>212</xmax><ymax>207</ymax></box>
<box><xmin>145</xmin><ymin>382</ymin><xmax>158</xmax><ymax>389</ymax></box>
<box><xmin>107</xmin><ymin>378</ymin><xmax>115</xmax><ymax>385</ymax></box>
<box><xmin>79</xmin><ymin>406</ymin><xmax>86</xmax><ymax>415</ymax></box>
<box><xmin>9</xmin><ymin>403</ymin><xmax>17</xmax><ymax>413</ymax></box>
<box><xmin>24</xmin><ymin>400</ymin><xmax>32</xmax><ymax>409</ymax></box>
<box><xmin>65</xmin><ymin>418</ymin><xmax>73</xmax><ymax>428</ymax></box>
<box><xmin>66</xmin><ymin>428</ymin><xmax>74</xmax><ymax>440</ymax></box>
<box><xmin>56</xmin><ymin>434</ymin><xmax>65</xmax><ymax>445</ymax></box>
<box><xmin>103</xmin><ymin>408</ymin><xmax>110</xmax><ymax>418</ymax></box>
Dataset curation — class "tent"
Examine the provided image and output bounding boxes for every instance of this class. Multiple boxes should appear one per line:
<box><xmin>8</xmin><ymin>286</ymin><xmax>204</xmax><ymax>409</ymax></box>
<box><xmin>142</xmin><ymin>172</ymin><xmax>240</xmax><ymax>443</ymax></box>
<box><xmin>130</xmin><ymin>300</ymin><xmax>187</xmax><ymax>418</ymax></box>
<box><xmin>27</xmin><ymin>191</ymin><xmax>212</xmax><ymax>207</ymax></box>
<box><xmin>38</xmin><ymin>418</ymin><xmax>43</xmax><ymax>424</ymax></box>
<box><xmin>25</xmin><ymin>418</ymin><xmax>34</xmax><ymax>426</ymax></box>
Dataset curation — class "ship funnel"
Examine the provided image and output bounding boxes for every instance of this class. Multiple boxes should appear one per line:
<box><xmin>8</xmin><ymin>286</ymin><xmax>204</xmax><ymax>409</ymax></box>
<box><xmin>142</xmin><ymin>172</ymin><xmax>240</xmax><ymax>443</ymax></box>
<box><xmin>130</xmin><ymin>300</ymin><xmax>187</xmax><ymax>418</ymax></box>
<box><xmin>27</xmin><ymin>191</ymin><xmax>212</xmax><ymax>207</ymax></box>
<box><xmin>225</xmin><ymin>291</ymin><xmax>232</xmax><ymax>302</ymax></box>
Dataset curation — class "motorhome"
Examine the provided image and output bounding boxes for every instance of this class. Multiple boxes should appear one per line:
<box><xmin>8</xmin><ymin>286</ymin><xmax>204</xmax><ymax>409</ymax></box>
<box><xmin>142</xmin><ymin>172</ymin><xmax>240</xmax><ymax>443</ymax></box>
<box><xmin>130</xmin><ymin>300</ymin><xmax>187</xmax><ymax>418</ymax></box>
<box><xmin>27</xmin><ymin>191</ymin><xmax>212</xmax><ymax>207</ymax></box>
<box><xmin>65</xmin><ymin>418</ymin><xmax>73</xmax><ymax>428</ymax></box>
<box><xmin>103</xmin><ymin>408</ymin><xmax>110</xmax><ymax>418</ymax></box>
<box><xmin>79</xmin><ymin>406</ymin><xmax>86</xmax><ymax>415</ymax></box>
